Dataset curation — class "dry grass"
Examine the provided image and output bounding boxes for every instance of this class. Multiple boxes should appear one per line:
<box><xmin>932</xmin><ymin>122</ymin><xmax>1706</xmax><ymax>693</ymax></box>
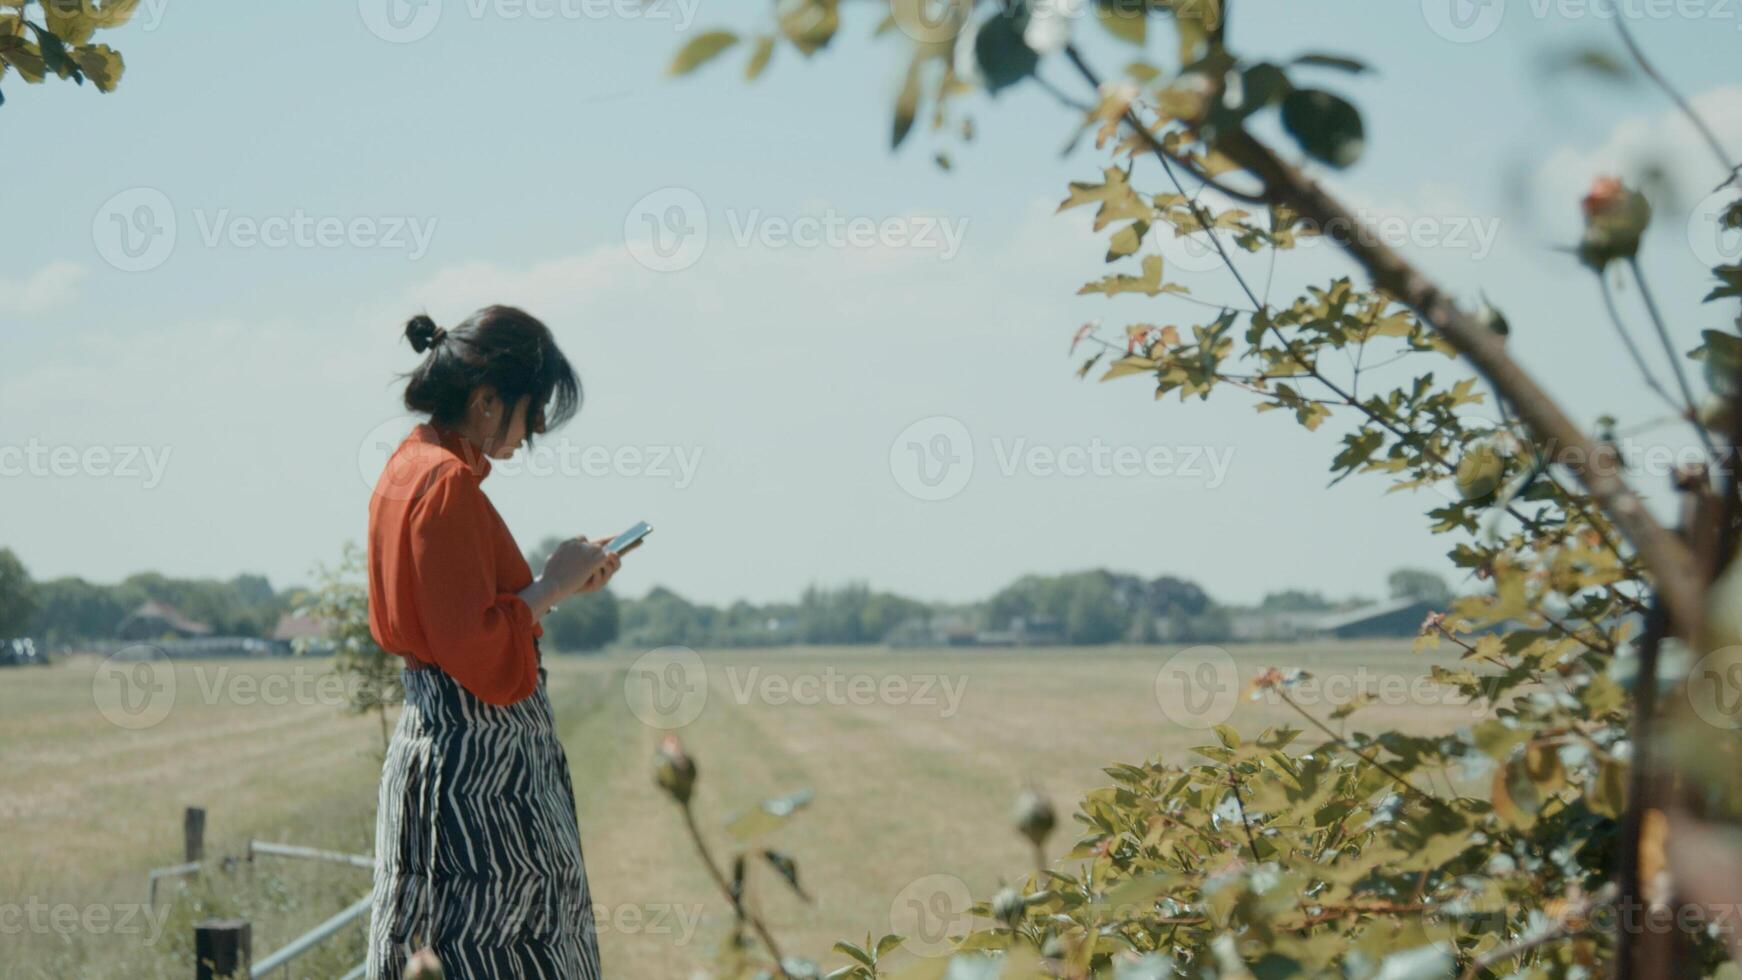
<box><xmin>0</xmin><ymin>641</ymin><xmax>1475</xmax><ymax>978</ymax></box>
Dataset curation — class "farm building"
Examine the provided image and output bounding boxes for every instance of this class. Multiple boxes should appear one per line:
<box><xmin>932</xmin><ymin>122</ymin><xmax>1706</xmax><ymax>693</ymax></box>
<box><xmin>271</xmin><ymin>612</ymin><xmax>335</xmax><ymax>655</ymax></box>
<box><xmin>1226</xmin><ymin>608</ymin><xmax>1333</xmax><ymax>643</ymax></box>
<box><xmin>1311</xmin><ymin>598</ymin><xmax>1441</xmax><ymax>639</ymax></box>
<box><xmin>115</xmin><ymin>600</ymin><xmax>212</xmax><ymax>641</ymax></box>
<box><xmin>1226</xmin><ymin>598</ymin><xmax>1443</xmax><ymax>642</ymax></box>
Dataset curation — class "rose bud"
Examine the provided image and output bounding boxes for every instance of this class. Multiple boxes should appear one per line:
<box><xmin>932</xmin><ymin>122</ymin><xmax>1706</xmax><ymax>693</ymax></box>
<box><xmin>1012</xmin><ymin>789</ymin><xmax>1056</xmax><ymax>848</ymax></box>
<box><xmin>654</xmin><ymin>732</ymin><xmax>697</xmax><ymax>805</ymax></box>
<box><xmin>1577</xmin><ymin>175</ymin><xmax>1652</xmax><ymax>270</ymax></box>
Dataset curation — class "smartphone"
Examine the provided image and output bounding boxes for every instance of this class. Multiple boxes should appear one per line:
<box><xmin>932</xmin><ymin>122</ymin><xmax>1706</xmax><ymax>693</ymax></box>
<box><xmin>604</xmin><ymin>521</ymin><xmax>653</xmax><ymax>555</ymax></box>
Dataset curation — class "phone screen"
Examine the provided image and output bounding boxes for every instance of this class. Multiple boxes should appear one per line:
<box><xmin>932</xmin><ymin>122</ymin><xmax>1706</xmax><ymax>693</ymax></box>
<box><xmin>605</xmin><ymin>521</ymin><xmax>653</xmax><ymax>555</ymax></box>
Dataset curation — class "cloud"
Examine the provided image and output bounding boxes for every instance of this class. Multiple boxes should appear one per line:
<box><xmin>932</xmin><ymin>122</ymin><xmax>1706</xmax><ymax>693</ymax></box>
<box><xmin>0</xmin><ymin>261</ymin><xmax>87</xmax><ymax>315</ymax></box>
<box><xmin>1534</xmin><ymin>84</ymin><xmax>1742</xmax><ymax>233</ymax></box>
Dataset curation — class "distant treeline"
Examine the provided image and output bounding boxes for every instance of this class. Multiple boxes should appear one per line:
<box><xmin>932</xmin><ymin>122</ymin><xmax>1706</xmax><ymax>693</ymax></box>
<box><xmin>0</xmin><ymin>543</ymin><xmax>1448</xmax><ymax>653</ymax></box>
<box><xmin>22</xmin><ymin>570</ymin><xmax>291</xmax><ymax>647</ymax></box>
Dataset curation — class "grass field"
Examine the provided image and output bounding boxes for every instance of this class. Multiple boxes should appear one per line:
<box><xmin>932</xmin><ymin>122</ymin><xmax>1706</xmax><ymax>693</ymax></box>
<box><xmin>0</xmin><ymin>641</ymin><xmax>1481</xmax><ymax>978</ymax></box>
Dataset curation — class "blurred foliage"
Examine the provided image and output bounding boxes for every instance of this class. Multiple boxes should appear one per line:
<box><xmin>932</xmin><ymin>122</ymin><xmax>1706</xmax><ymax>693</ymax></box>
<box><xmin>0</xmin><ymin>0</ymin><xmax>135</xmax><ymax>105</ymax></box>
<box><xmin>0</xmin><ymin>546</ymin><xmax>40</xmax><ymax>637</ymax></box>
<box><xmin>527</xmin><ymin>535</ymin><xmax>622</xmax><ymax>651</ymax></box>
<box><xmin>294</xmin><ymin>542</ymin><xmax>401</xmax><ymax>751</ymax></box>
<box><xmin>27</xmin><ymin>569</ymin><xmax>293</xmax><ymax>645</ymax></box>
<box><xmin>1388</xmin><ymin>569</ymin><xmax>1453</xmax><ymax>606</ymax></box>
<box><xmin>665</xmin><ymin>1</ymin><xmax>1742</xmax><ymax>977</ymax></box>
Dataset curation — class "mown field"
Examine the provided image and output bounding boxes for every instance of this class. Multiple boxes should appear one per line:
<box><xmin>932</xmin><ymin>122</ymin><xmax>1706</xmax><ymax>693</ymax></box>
<box><xmin>0</xmin><ymin>641</ymin><xmax>1479</xmax><ymax>978</ymax></box>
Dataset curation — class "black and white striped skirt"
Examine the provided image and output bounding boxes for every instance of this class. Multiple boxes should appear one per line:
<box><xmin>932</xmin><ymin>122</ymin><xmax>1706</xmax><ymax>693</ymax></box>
<box><xmin>367</xmin><ymin>664</ymin><xmax>601</xmax><ymax>979</ymax></box>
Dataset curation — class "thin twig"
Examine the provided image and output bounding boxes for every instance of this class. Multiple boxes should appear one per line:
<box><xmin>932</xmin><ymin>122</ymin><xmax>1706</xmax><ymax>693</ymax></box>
<box><xmin>1598</xmin><ymin>268</ymin><xmax>1680</xmax><ymax>414</ymax></box>
<box><xmin>1626</xmin><ymin>255</ymin><xmax>1720</xmax><ymax>460</ymax></box>
<box><xmin>1227</xmin><ymin>767</ymin><xmax>1262</xmax><ymax>864</ymax></box>
<box><xmin>680</xmin><ymin>803</ymin><xmax>792</xmax><ymax>978</ymax></box>
<box><xmin>1275</xmin><ymin>689</ymin><xmax>1455</xmax><ymax>814</ymax></box>
<box><xmin>1457</xmin><ymin>886</ymin><xmax>1613</xmax><ymax>980</ymax></box>
<box><xmin>1613</xmin><ymin>12</ymin><xmax>1734</xmax><ymax>174</ymax></box>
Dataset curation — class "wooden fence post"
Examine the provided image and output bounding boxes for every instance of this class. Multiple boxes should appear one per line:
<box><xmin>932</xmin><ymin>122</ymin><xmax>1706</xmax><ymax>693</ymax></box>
<box><xmin>194</xmin><ymin>918</ymin><xmax>251</xmax><ymax>980</ymax></box>
<box><xmin>184</xmin><ymin>807</ymin><xmax>206</xmax><ymax>863</ymax></box>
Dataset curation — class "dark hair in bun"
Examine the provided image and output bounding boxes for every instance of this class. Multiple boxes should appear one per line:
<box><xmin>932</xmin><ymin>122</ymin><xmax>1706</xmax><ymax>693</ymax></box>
<box><xmin>401</xmin><ymin>306</ymin><xmax>581</xmax><ymax>444</ymax></box>
<box><xmin>404</xmin><ymin>314</ymin><xmax>446</xmax><ymax>353</ymax></box>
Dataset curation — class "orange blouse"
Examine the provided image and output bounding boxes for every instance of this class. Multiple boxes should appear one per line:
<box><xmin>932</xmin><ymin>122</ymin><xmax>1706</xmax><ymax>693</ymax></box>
<box><xmin>367</xmin><ymin>423</ymin><xmax>543</xmax><ymax>706</ymax></box>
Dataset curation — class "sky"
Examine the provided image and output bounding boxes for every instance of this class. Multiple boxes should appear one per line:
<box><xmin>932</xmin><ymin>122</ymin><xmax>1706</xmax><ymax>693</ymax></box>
<box><xmin>2</xmin><ymin>0</ymin><xmax>1739</xmax><ymax>608</ymax></box>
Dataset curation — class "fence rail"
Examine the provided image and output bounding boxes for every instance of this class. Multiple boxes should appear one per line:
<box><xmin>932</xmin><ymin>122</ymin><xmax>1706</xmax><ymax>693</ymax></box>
<box><xmin>247</xmin><ymin>839</ymin><xmax>376</xmax><ymax>871</ymax></box>
<box><xmin>248</xmin><ymin>895</ymin><xmax>371</xmax><ymax>979</ymax></box>
<box><xmin>170</xmin><ymin>807</ymin><xmax>377</xmax><ymax>980</ymax></box>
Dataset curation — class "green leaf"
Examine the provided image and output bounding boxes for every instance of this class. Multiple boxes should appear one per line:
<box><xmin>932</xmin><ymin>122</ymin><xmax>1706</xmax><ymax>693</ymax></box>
<box><xmin>1290</xmin><ymin>52</ymin><xmax>1370</xmax><ymax>74</ymax></box>
<box><xmin>1079</xmin><ymin>254</ymin><xmax>1182</xmax><ymax>298</ymax></box>
<box><xmin>1091</xmin><ymin>872</ymin><xmax>1178</xmax><ymax>910</ymax></box>
<box><xmin>1695</xmin><ymin>328</ymin><xmax>1742</xmax><ymax>397</ymax></box>
<box><xmin>972</xmin><ymin>9</ymin><xmax>1037</xmax><ymax>95</ymax></box>
<box><xmin>833</xmin><ymin>941</ymin><xmax>872</xmax><ymax>968</ymax></box>
<box><xmin>70</xmin><ymin>43</ymin><xmax>122</xmax><ymax>93</ymax></box>
<box><xmin>778</xmin><ymin>0</ymin><xmax>840</xmax><ymax>57</ymax></box>
<box><xmin>893</xmin><ymin>55</ymin><xmax>922</xmax><ymax>149</ymax></box>
<box><xmin>0</xmin><ymin>35</ymin><xmax>47</xmax><ymax>83</ymax></box>
<box><xmin>32</xmin><ymin>25</ymin><xmax>79</xmax><ymax>82</ymax></box>
<box><xmin>1707</xmin><ymin>264</ymin><xmax>1742</xmax><ymax>302</ymax></box>
<box><xmin>667</xmin><ymin>30</ymin><xmax>738</xmax><ymax>76</ymax></box>
<box><xmin>1281</xmin><ymin>88</ymin><xmax>1365</xmax><ymax>169</ymax></box>
<box><xmin>44</xmin><ymin>0</ymin><xmax>139</xmax><ymax>44</ymax></box>
<box><xmin>1590</xmin><ymin>757</ymin><xmax>1627</xmax><ymax>819</ymax></box>
<box><xmin>762</xmin><ymin>848</ymin><xmax>811</xmax><ymax>901</ymax></box>
<box><xmin>1100</xmin><ymin>355</ymin><xmax>1157</xmax><ymax>381</ymax></box>
<box><xmin>727</xmin><ymin>788</ymin><xmax>814</xmax><ymax>840</ymax></box>
<box><xmin>1105</xmin><ymin>221</ymin><xmax>1147</xmax><ymax>262</ymax></box>
<box><xmin>1239</xmin><ymin>62</ymin><xmax>1293</xmax><ymax>115</ymax></box>
<box><xmin>745</xmin><ymin>35</ymin><xmax>775</xmax><ymax>81</ymax></box>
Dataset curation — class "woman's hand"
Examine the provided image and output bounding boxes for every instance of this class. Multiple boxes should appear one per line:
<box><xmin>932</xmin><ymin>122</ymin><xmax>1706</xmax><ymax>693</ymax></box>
<box><xmin>574</xmin><ymin>538</ymin><xmax>622</xmax><ymax>594</ymax></box>
<box><xmin>540</xmin><ymin>537</ymin><xmax>612</xmax><ymax>598</ymax></box>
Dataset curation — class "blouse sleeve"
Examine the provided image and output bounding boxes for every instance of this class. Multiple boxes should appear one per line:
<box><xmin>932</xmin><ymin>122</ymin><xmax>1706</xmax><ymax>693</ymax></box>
<box><xmin>406</xmin><ymin>468</ymin><xmax>540</xmax><ymax>706</ymax></box>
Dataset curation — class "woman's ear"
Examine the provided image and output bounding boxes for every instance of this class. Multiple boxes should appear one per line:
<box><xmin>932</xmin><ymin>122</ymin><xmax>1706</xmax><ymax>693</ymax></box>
<box><xmin>470</xmin><ymin>386</ymin><xmax>503</xmax><ymax>421</ymax></box>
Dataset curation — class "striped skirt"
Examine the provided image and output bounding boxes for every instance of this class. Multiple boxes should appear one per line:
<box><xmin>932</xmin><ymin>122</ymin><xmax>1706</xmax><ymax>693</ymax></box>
<box><xmin>367</xmin><ymin>664</ymin><xmax>601</xmax><ymax>979</ymax></box>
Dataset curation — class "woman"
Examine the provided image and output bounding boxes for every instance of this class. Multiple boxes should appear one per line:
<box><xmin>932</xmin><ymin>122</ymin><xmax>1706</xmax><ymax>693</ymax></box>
<box><xmin>364</xmin><ymin>306</ymin><xmax>619</xmax><ymax>979</ymax></box>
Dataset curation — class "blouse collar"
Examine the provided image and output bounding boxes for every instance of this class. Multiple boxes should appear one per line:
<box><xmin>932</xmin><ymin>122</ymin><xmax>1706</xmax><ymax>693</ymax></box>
<box><xmin>416</xmin><ymin>423</ymin><xmax>492</xmax><ymax>480</ymax></box>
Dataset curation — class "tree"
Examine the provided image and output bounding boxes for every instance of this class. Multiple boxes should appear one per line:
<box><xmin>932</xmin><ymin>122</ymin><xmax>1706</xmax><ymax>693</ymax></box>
<box><xmin>1257</xmin><ymin>589</ymin><xmax>1335</xmax><ymax>612</ymax></box>
<box><xmin>0</xmin><ymin>1</ymin><xmax>133</xmax><ymax>106</ymax></box>
<box><xmin>544</xmin><ymin>589</ymin><xmax>619</xmax><ymax>652</ymax></box>
<box><xmin>0</xmin><ymin>547</ymin><xmax>39</xmax><ymax>637</ymax></box>
<box><xmin>294</xmin><ymin>543</ymin><xmax>400</xmax><ymax>753</ymax></box>
<box><xmin>620</xmin><ymin>585</ymin><xmax>716</xmax><ymax>648</ymax></box>
<box><xmin>664</xmin><ymin>4</ymin><xmax>1742</xmax><ymax>977</ymax></box>
<box><xmin>1388</xmin><ymin>567</ymin><xmax>1453</xmax><ymax>606</ymax></box>
<box><xmin>27</xmin><ymin>576</ymin><xmax>134</xmax><ymax>646</ymax></box>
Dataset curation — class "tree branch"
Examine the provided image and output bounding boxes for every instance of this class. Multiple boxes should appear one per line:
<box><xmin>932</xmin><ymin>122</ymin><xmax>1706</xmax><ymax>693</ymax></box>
<box><xmin>1209</xmin><ymin>127</ymin><xmax>1705</xmax><ymax>640</ymax></box>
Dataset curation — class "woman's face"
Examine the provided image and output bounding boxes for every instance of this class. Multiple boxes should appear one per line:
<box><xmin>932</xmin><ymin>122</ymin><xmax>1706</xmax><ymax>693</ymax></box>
<box><xmin>470</xmin><ymin>390</ymin><xmax>545</xmax><ymax>459</ymax></box>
